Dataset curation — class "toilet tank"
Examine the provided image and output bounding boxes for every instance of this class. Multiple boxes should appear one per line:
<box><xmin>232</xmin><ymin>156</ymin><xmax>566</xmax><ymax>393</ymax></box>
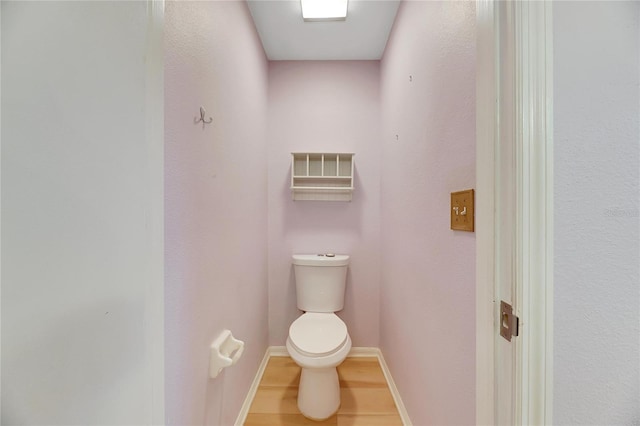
<box><xmin>292</xmin><ymin>254</ymin><xmax>349</xmax><ymax>312</ymax></box>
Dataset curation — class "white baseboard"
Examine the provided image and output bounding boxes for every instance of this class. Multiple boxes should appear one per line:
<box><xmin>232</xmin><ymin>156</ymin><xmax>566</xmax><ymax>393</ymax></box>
<box><xmin>234</xmin><ymin>346</ymin><xmax>412</xmax><ymax>426</ymax></box>
<box><xmin>347</xmin><ymin>346</ymin><xmax>380</xmax><ymax>357</ymax></box>
<box><xmin>376</xmin><ymin>349</ymin><xmax>413</xmax><ymax>426</ymax></box>
<box><xmin>268</xmin><ymin>345</ymin><xmax>288</xmax><ymax>356</ymax></box>
<box><xmin>233</xmin><ymin>347</ymin><xmax>270</xmax><ymax>426</ymax></box>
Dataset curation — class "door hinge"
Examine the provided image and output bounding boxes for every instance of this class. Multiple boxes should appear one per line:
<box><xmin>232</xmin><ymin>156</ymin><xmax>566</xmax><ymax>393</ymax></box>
<box><xmin>500</xmin><ymin>300</ymin><xmax>519</xmax><ymax>342</ymax></box>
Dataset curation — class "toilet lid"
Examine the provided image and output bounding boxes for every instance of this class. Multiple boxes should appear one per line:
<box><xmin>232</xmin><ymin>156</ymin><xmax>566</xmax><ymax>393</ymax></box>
<box><xmin>289</xmin><ymin>313</ymin><xmax>348</xmax><ymax>356</ymax></box>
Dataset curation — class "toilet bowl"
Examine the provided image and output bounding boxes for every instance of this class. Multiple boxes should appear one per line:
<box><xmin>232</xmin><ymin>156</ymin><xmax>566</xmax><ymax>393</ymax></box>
<box><xmin>286</xmin><ymin>312</ymin><xmax>352</xmax><ymax>420</ymax></box>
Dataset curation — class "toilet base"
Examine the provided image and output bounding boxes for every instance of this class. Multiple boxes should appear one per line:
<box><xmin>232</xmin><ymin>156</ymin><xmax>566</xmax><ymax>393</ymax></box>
<box><xmin>298</xmin><ymin>366</ymin><xmax>340</xmax><ymax>420</ymax></box>
<box><xmin>286</xmin><ymin>332</ymin><xmax>351</xmax><ymax>420</ymax></box>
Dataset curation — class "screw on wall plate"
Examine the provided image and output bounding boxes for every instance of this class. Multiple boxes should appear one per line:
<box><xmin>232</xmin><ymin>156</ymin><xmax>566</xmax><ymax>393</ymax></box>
<box><xmin>409</xmin><ymin>75</ymin><xmax>413</xmax><ymax>82</ymax></box>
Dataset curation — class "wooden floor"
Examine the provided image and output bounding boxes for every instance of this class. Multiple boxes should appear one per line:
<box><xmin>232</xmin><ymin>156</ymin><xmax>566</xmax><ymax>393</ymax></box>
<box><xmin>244</xmin><ymin>356</ymin><xmax>403</xmax><ymax>426</ymax></box>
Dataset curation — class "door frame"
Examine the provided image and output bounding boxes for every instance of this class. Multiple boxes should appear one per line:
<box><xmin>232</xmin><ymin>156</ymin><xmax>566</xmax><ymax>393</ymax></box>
<box><xmin>476</xmin><ymin>1</ymin><xmax>554</xmax><ymax>424</ymax></box>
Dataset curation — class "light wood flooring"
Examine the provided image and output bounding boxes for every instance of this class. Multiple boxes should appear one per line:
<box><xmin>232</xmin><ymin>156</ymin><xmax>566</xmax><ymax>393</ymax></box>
<box><xmin>244</xmin><ymin>356</ymin><xmax>403</xmax><ymax>426</ymax></box>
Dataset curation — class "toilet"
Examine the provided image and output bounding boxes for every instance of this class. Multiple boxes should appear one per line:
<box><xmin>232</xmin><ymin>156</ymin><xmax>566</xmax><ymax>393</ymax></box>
<box><xmin>286</xmin><ymin>254</ymin><xmax>352</xmax><ymax>420</ymax></box>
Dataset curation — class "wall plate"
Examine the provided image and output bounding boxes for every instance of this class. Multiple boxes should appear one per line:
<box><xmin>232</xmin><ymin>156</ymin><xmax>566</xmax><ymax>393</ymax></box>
<box><xmin>451</xmin><ymin>189</ymin><xmax>475</xmax><ymax>232</ymax></box>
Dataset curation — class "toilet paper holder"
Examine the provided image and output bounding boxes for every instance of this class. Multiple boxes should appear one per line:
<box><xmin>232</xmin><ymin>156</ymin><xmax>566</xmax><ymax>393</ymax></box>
<box><xmin>209</xmin><ymin>329</ymin><xmax>244</xmax><ymax>379</ymax></box>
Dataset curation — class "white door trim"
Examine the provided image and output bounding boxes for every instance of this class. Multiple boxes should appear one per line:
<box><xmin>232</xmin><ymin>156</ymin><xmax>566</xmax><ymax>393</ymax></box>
<box><xmin>514</xmin><ymin>1</ymin><xmax>554</xmax><ymax>424</ymax></box>
<box><xmin>475</xmin><ymin>0</ymin><xmax>497</xmax><ymax>423</ymax></box>
<box><xmin>476</xmin><ymin>1</ymin><xmax>553</xmax><ymax>424</ymax></box>
<box><xmin>0</xmin><ymin>3</ymin><xmax>3</xmax><ymax>422</ymax></box>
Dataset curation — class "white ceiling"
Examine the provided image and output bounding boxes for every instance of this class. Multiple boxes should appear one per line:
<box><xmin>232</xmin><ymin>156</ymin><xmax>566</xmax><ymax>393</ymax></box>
<box><xmin>247</xmin><ymin>0</ymin><xmax>401</xmax><ymax>60</ymax></box>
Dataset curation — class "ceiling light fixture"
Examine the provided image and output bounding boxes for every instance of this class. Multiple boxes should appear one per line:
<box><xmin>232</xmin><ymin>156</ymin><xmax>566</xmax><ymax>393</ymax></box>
<box><xmin>301</xmin><ymin>0</ymin><xmax>348</xmax><ymax>21</ymax></box>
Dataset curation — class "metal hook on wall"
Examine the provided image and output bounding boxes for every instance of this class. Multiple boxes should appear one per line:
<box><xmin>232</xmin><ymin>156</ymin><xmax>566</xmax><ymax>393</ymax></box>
<box><xmin>195</xmin><ymin>106</ymin><xmax>213</xmax><ymax>128</ymax></box>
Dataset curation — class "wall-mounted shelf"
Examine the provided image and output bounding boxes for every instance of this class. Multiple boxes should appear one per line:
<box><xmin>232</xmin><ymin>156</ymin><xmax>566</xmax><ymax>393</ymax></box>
<box><xmin>291</xmin><ymin>153</ymin><xmax>354</xmax><ymax>201</ymax></box>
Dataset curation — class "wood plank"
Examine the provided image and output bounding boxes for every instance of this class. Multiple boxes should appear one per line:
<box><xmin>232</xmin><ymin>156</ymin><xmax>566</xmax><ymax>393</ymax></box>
<box><xmin>244</xmin><ymin>413</ymin><xmax>337</xmax><ymax>426</ymax></box>
<box><xmin>337</xmin><ymin>358</ymin><xmax>388</xmax><ymax>388</ymax></box>
<box><xmin>248</xmin><ymin>387</ymin><xmax>299</xmax><ymax>414</ymax></box>
<box><xmin>260</xmin><ymin>357</ymin><xmax>301</xmax><ymax>387</ymax></box>
<box><xmin>336</xmin><ymin>414</ymin><xmax>404</xmax><ymax>426</ymax></box>
<box><xmin>338</xmin><ymin>387</ymin><xmax>399</xmax><ymax>415</ymax></box>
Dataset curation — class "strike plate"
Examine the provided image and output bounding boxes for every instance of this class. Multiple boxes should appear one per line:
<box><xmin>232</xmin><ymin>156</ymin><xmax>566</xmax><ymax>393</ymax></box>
<box><xmin>500</xmin><ymin>301</ymin><xmax>519</xmax><ymax>342</ymax></box>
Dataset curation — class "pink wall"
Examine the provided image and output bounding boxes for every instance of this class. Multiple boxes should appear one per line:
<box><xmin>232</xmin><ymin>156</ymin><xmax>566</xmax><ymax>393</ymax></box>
<box><xmin>164</xmin><ymin>2</ymin><xmax>476</xmax><ymax>422</ymax></box>
<box><xmin>164</xmin><ymin>1</ymin><xmax>269</xmax><ymax>425</ymax></box>
<box><xmin>267</xmin><ymin>61</ymin><xmax>381</xmax><ymax>346</ymax></box>
<box><xmin>379</xmin><ymin>1</ymin><xmax>477</xmax><ymax>425</ymax></box>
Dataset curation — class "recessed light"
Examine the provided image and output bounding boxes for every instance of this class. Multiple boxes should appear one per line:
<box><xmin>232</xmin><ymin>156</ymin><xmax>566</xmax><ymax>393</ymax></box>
<box><xmin>301</xmin><ymin>0</ymin><xmax>348</xmax><ymax>21</ymax></box>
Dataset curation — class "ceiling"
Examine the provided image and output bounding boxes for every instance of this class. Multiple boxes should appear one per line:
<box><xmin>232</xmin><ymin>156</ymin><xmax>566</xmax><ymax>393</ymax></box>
<box><xmin>247</xmin><ymin>0</ymin><xmax>401</xmax><ymax>60</ymax></box>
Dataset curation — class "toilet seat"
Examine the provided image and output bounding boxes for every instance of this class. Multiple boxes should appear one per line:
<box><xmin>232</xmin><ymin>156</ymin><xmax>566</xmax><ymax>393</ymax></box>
<box><xmin>288</xmin><ymin>313</ymin><xmax>348</xmax><ymax>357</ymax></box>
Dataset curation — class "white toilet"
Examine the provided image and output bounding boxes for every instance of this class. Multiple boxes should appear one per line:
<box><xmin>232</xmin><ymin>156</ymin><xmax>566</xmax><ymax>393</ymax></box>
<box><xmin>286</xmin><ymin>254</ymin><xmax>352</xmax><ymax>420</ymax></box>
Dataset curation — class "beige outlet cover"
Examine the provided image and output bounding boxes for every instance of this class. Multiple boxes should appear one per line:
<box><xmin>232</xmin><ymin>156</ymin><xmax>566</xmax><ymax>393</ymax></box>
<box><xmin>451</xmin><ymin>189</ymin><xmax>475</xmax><ymax>232</ymax></box>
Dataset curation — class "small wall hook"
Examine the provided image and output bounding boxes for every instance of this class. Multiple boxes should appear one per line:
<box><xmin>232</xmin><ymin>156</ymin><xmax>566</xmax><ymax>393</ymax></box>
<box><xmin>195</xmin><ymin>106</ymin><xmax>213</xmax><ymax>128</ymax></box>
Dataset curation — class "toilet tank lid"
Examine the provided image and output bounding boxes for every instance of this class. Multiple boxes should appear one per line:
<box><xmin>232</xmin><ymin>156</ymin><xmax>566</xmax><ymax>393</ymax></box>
<box><xmin>292</xmin><ymin>254</ymin><xmax>349</xmax><ymax>266</ymax></box>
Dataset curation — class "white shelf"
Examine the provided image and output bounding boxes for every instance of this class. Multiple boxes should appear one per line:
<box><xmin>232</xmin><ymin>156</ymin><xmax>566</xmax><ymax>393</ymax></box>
<box><xmin>291</xmin><ymin>153</ymin><xmax>354</xmax><ymax>201</ymax></box>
